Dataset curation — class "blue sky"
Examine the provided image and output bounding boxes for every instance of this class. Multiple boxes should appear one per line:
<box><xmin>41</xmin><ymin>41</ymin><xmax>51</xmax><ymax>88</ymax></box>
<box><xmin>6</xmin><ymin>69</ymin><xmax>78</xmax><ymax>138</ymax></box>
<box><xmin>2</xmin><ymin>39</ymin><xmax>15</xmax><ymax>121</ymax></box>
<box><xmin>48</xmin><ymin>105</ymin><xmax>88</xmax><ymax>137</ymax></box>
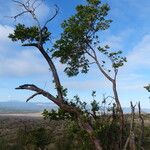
<box><xmin>0</xmin><ymin>0</ymin><xmax>150</xmax><ymax>109</ymax></box>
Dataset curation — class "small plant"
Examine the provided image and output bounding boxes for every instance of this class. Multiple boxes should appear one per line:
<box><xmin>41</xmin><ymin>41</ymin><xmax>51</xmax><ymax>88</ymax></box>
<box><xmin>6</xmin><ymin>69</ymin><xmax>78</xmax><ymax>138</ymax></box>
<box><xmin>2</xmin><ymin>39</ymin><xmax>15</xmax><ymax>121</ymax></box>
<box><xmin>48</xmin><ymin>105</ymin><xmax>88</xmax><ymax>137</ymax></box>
<box><xmin>17</xmin><ymin>127</ymin><xmax>51</xmax><ymax>150</ymax></box>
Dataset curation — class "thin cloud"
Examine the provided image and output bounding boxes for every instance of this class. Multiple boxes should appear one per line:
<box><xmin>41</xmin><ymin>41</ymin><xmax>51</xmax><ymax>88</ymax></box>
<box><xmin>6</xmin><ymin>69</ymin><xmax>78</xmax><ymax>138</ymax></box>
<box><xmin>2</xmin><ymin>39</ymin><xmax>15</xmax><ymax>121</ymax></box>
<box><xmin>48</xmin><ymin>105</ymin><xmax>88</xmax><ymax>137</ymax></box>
<box><xmin>125</xmin><ymin>34</ymin><xmax>150</xmax><ymax>71</ymax></box>
<box><xmin>0</xmin><ymin>24</ymin><xmax>49</xmax><ymax>77</ymax></box>
<box><xmin>0</xmin><ymin>49</ymin><xmax>48</xmax><ymax>77</ymax></box>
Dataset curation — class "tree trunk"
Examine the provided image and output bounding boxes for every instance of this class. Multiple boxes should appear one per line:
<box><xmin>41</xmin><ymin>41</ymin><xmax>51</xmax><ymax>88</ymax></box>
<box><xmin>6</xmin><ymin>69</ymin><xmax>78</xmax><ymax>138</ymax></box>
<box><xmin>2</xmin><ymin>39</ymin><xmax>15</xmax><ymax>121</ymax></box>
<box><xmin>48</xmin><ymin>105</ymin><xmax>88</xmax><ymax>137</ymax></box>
<box><xmin>77</xmin><ymin>117</ymin><xmax>102</xmax><ymax>150</ymax></box>
<box><xmin>37</xmin><ymin>45</ymin><xmax>63</xmax><ymax>101</ymax></box>
<box><xmin>112</xmin><ymin>80</ymin><xmax>124</xmax><ymax>148</ymax></box>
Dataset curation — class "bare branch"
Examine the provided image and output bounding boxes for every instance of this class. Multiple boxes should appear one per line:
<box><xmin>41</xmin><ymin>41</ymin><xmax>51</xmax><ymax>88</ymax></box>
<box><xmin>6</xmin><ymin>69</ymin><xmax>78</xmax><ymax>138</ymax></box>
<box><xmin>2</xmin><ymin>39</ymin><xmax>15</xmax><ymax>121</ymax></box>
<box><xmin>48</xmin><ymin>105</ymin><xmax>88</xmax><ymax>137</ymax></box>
<box><xmin>12</xmin><ymin>0</ymin><xmax>41</xmax><ymax>29</ymax></box>
<box><xmin>123</xmin><ymin>136</ymin><xmax>130</xmax><ymax>150</ymax></box>
<box><xmin>85</xmin><ymin>49</ymin><xmax>95</xmax><ymax>59</ymax></box>
<box><xmin>12</xmin><ymin>0</ymin><xmax>23</xmax><ymax>5</ymax></box>
<box><xmin>11</xmin><ymin>10</ymin><xmax>29</xmax><ymax>21</ymax></box>
<box><xmin>43</xmin><ymin>4</ymin><xmax>59</xmax><ymax>27</ymax></box>
<box><xmin>85</xmin><ymin>41</ymin><xmax>114</xmax><ymax>82</ymax></box>
<box><xmin>124</xmin><ymin>101</ymin><xmax>136</xmax><ymax>150</ymax></box>
<box><xmin>22</xmin><ymin>43</ymin><xmax>38</xmax><ymax>47</ymax></box>
<box><xmin>26</xmin><ymin>92</ymin><xmax>41</xmax><ymax>102</ymax></box>
<box><xmin>138</xmin><ymin>102</ymin><xmax>144</xmax><ymax>150</ymax></box>
<box><xmin>15</xmin><ymin>84</ymin><xmax>60</xmax><ymax>105</ymax></box>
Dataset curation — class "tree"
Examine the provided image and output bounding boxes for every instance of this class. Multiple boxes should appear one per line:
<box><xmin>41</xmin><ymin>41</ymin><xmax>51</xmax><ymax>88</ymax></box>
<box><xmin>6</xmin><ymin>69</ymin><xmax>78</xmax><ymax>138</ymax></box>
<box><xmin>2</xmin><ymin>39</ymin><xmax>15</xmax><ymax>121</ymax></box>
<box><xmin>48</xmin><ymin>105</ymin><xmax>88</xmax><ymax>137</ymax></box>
<box><xmin>9</xmin><ymin>0</ymin><xmax>108</xmax><ymax>149</ymax></box>
<box><xmin>53</xmin><ymin>0</ymin><xmax>126</xmax><ymax>145</ymax></box>
<box><xmin>53</xmin><ymin>0</ymin><xmax>126</xmax><ymax>115</ymax></box>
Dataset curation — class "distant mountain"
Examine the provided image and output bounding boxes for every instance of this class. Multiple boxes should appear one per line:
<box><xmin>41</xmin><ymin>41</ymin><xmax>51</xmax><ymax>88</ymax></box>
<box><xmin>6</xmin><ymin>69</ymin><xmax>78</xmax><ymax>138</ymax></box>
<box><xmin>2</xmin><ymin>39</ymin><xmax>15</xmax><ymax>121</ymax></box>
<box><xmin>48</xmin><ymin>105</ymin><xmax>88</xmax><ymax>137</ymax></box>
<box><xmin>0</xmin><ymin>101</ymin><xmax>58</xmax><ymax>113</ymax></box>
<box><xmin>0</xmin><ymin>101</ymin><xmax>149</xmax><ymax>114</ymax></box>
<box><xmin>123</xmin><ymin>107</ymin><xmax>150</xmax><ymax>113</ymax></box>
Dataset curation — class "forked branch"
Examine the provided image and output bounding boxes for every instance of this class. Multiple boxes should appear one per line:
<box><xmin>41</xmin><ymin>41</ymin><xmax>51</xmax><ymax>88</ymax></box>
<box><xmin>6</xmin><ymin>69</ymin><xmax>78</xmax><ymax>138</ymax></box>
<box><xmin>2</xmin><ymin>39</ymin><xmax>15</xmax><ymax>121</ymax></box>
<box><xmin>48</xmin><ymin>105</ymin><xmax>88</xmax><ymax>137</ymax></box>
<box><xmin>12</xmin><ymin>0</ymin><xmax>41</xmax><ymax>28</ymax></box>
<box><xmin>15</xmin><ymin>84</ymin><xmax>60</xmax><ymax>105</ymax></box>
<box><xmin>26</xmin><ymin>92</ymin><xmax>41</xmax><ymax>102</ymax></box>
<box><xmin>12</xmin><ymin>0</ymin><xmax>59</xmax><ymax>30</ymax></box>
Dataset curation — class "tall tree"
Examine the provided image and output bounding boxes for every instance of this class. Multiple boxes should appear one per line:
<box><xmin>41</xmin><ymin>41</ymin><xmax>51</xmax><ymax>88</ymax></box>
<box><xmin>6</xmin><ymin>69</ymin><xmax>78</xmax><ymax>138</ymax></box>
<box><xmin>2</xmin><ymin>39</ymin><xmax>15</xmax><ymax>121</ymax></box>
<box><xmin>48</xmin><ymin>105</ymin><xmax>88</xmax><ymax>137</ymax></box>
<box><xmin>9</xmin><ymin>0</ymin><xmax>106</xmax><ymax>149</ymax></box>
<box><xmin>53</xmin><ymin>0</ymin><xmax>126</xmax><ymax>144</ymax></box>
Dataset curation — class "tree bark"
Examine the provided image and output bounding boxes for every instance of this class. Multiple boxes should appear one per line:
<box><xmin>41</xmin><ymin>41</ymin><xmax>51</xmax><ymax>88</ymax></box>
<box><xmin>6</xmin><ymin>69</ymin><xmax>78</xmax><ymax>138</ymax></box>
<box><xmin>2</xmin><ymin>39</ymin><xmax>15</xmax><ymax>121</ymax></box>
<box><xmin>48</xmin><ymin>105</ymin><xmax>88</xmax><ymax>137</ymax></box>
<box><xmin>37</xmin><ymin>45</ymin><xmax>63</xmax><ymax>101</ymax></box>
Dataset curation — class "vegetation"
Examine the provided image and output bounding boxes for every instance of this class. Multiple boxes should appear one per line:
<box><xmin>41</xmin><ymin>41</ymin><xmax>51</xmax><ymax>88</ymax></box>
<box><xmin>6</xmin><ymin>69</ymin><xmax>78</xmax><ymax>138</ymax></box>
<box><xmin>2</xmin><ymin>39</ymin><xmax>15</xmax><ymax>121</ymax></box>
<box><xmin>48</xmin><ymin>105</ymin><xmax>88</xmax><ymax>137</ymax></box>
<box><xmin>4</xmin><ymin>0</ymin><xmax>149</xmax><ymax>149</ymax></box>
<box><xmin>0</xmin><ymin>114</ymin><xmax>150</xmax><ymax>150</ymax></box>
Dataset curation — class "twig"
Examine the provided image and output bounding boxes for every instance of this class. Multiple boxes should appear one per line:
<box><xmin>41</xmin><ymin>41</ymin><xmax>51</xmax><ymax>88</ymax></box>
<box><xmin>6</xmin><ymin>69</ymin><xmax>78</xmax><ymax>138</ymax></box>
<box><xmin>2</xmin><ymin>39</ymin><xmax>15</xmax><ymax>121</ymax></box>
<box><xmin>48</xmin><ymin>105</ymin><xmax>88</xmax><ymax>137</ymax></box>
<box><xmin>26</xmin><ymin>92</ymin><xmax>41</xmax><ymax>102</ymax></box>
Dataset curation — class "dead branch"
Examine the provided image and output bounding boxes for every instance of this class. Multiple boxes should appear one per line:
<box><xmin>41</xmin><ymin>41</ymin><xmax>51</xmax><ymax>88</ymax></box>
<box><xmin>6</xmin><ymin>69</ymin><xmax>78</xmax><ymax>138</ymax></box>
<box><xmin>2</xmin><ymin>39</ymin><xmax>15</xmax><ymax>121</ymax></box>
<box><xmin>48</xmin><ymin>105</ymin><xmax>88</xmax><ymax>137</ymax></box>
<box><xmin>124</xmin><ymin>101</ymin><xmax>136</xmax><ymax>150</ymax></box>
<box><xmin>43</xmin><ymin>4</ymin><xmax>59</xmax><ymax>27</ymax></box>
<box><xmin>12</xmin><ymin>0</ymin><xmax>59</xmax><ymax>31</ymax></box>
<box><xmin>138</xmin><ymin>102</ymin><xmax>144</xmax><ymax>150</ymax></box>
<box><xmin>12</xmin><ymin>0</ymin><xmax>41</xmax><ymax>28</ymax></box>
<box><xmin>124</xmin><ymin>136</ymin><xmax>130</xmax><ymax>150</ymax></box>
<box><xmin>15</xmin><ymin>84</ymin><xmax>60</xmax><ymax>105</ymax></box>
<box><xmin>26</xmin><ymin>92</ymin><xmax>41</xmax><ymax>102</ymax></box>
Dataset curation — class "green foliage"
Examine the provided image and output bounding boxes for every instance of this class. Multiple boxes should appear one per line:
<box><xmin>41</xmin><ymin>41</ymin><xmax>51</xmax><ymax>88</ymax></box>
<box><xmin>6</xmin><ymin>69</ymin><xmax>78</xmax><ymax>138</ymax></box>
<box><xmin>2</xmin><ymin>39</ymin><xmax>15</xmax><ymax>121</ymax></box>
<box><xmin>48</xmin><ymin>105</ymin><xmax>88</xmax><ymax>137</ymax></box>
<box><xmin>18</xmin><ymin>127</ymin><xmax>51</xmax><ymax>150</ymax></box>
<box><xmin>91</xmin><ymin>100</ymin><xmax>99</xmax><ymax>114</ymax></box>
<box><xmin>98</xmin><ymin>45</ymin><xmax>127</xmax><ymax>70</ymax></box>
<box><xmin>31</xmin><ymin>128</ymin><xmax>50</xmax><ymax>149</ymax></box>
<box><xmin>91</xmin><ymin>111</ymin><xmax>126</xmax><ymax>150</ymax></box>
<box><xmin>91</xmin><ymin>91</ymin><xmax>100</xmax><ymax>115</ymax></box>
<box><xmin>70</xmin><ymin>95</ymin><xmax>87</xmax><ymax>111</ymax></box>
<box><xmin>42</xmin><ymin>93</ymin><xmax>123</xmax><ymax>150</ymax></box>
<box><xmin>66</xmin><ymin>121</ymin><xmax>94</xmax><ymax>150</ymax></box>
<box><xmin>144</xmin><ymin>84</ymin><xmax>150</xmax><ymax>92</ymax></box>
<box><xmin>53</xmin><ymin>0</ymin><xmax>112</xmax><ymax>76</ymax></box>
<box><xmin>42</xmin><ymin>108</ymin><xmax>74</xmax><ymax>120</ymax></box>
<box><xmin>87</xmin><ymin>0</ymin><xmax>101</xmax><ymax>5</ymax></box>
<box><xmin>9</xmin><ymin>24</ymin><xmax>51</xmax><ymax>44</ymax></box>
<box><xmin>0</xmin><ymin>138</ymin><xmax>9</xmax><ymax>150</ymax></box>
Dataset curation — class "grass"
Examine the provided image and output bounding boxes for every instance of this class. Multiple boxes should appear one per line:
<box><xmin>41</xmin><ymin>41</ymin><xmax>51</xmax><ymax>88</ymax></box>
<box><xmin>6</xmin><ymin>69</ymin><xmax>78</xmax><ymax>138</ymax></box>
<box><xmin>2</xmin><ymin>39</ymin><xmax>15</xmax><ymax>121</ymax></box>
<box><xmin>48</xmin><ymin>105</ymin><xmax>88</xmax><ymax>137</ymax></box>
<box><xmin>0</xmin><ymin>114</ymin><xmax>150</xmax><ymax>150</ymax></box>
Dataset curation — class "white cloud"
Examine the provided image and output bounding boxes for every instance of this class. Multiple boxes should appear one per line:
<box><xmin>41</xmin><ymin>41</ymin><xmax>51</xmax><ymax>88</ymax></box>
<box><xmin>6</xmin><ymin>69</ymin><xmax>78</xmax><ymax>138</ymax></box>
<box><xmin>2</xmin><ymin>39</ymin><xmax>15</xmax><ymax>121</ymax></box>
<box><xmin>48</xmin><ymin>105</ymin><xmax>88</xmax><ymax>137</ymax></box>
<box><xmin>102</xmin><ymin>34</ymin><xmax>123</xmax><ymax>50</ymax></box>
<box><xmin>0</xmin><ymin>24</ymin><xmax>50</xmax><ymax>77</ymax></box>
<box><xmin>125</xmin><ymin>34</ymin><xmax>150</xmax><ymax>71</ymax></box>
<box><xmin>0</xmin><ymin>25</ymin><xmax>13</xmax><ymax>42</ymax></box>
<box><xmin>64</xmin><ymin>79</ymin><xmax>110</xmax><ymax>90</ymax></box>
<box><xmin>0</xmin><ymin>25</ymin><xmax>14</xmax><ymax>54</ymax></box>
<box><xmin>0</xmin><ymin>24</ymin><xmax>15</xmax><ymax>56</ymax></box>
<box><xmin>0</xmin><ymin>49</ymin><xmax>48</xmax><ymax>77</ymax></box>
<box><xmin>101</xmin><ymin>29</ymin><xmax>133</xmax><ymax>50</ymax></box>
<box><xmin>115</xmin><ymin>35</ymin><xmax>150</xmax><ymax>108</ymax></box>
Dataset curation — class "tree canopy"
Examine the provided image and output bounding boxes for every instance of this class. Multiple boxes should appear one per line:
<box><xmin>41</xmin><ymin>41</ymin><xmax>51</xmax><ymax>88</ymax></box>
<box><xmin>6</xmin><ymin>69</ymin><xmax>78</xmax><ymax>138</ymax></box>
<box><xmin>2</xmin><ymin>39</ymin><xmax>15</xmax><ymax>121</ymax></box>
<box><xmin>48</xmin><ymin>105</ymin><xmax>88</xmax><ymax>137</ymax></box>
<box><xmin>53</xmin><ymin>0</ymin><xmax>112</xmax><ymax>76</ymax></box>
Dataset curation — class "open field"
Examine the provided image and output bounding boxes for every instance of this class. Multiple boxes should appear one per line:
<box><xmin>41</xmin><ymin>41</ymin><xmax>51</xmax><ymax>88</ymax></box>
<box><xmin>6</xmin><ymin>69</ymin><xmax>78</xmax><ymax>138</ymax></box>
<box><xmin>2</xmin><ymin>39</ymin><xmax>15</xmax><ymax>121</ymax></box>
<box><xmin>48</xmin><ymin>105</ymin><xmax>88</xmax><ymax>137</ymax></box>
<box><xmin>0</xmin><ymin>112</ymin><xmax>42</xmax><ymax>118</ymax></box>
<box><xmin>0</xmin><ymin>114</ymin><xmax>69</xmax><ymax>150</ymax></box>
<box><xmin>0</xmin><ymin>113</ymin><xmax>150</xmax><ymax>150</ymax></box>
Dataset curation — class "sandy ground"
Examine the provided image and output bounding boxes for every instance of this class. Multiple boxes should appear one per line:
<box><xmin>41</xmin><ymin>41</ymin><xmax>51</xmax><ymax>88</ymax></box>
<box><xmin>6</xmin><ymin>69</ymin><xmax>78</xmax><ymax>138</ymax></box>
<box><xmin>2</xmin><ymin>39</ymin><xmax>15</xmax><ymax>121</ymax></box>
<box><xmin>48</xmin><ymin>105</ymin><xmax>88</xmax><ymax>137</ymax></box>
<box><xmin>0</xmin><ymin>112</ymin><xmax>43</xmax><ymax>118</ymax></box>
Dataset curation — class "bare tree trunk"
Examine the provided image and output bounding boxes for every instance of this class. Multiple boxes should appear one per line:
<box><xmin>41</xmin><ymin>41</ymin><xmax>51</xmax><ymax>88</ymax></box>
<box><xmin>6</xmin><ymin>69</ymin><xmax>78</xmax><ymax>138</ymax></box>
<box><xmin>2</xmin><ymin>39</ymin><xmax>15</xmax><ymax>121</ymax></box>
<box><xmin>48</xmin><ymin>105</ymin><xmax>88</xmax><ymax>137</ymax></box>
<box><xmin>138</xmin><ymin>102</ymin><xmax>144</xmax><ymax>150</ymax></box>
<box><xmin>112</xmin><ymin>80</ymin><xmax>124</xmax><ymax>148</ymax></box>
<box><xmin>112</xmin><ymin>81</ymin><xmax>123</xmax><ymax>115</ymax></box>
<box><xmin>37</xmin><ymin>45</ymin><xmax>63</xmax><ymax>101</ymax></box>
<box><xmin>95</xmin><ymin>58</ymin><xmax>124</xmax><ymax>118</ymax></box>
<box><xmin>124</xmin><ymin>102</ymin><xmax>136</xmax><ymax>150</ymax></box>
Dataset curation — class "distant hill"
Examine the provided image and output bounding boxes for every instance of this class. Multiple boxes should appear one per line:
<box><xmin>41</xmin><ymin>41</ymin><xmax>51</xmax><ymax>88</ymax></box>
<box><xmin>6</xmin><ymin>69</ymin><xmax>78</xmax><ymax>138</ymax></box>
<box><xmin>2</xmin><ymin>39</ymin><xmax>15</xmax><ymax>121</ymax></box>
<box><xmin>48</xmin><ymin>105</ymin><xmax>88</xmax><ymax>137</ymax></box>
<box><xmin>0</xmin><ymin>101</ymin><xmax>57</xmax><ymax>114</ymax></box>
<box><xmin>123</xmin><ymin>107</ymin><xmax>150</xmax><ymax>113</ymax></box>
<box><xmin>0</xmin><ymin>101</ymin><xmax>149</xmax><ymax>114</ymax></box>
